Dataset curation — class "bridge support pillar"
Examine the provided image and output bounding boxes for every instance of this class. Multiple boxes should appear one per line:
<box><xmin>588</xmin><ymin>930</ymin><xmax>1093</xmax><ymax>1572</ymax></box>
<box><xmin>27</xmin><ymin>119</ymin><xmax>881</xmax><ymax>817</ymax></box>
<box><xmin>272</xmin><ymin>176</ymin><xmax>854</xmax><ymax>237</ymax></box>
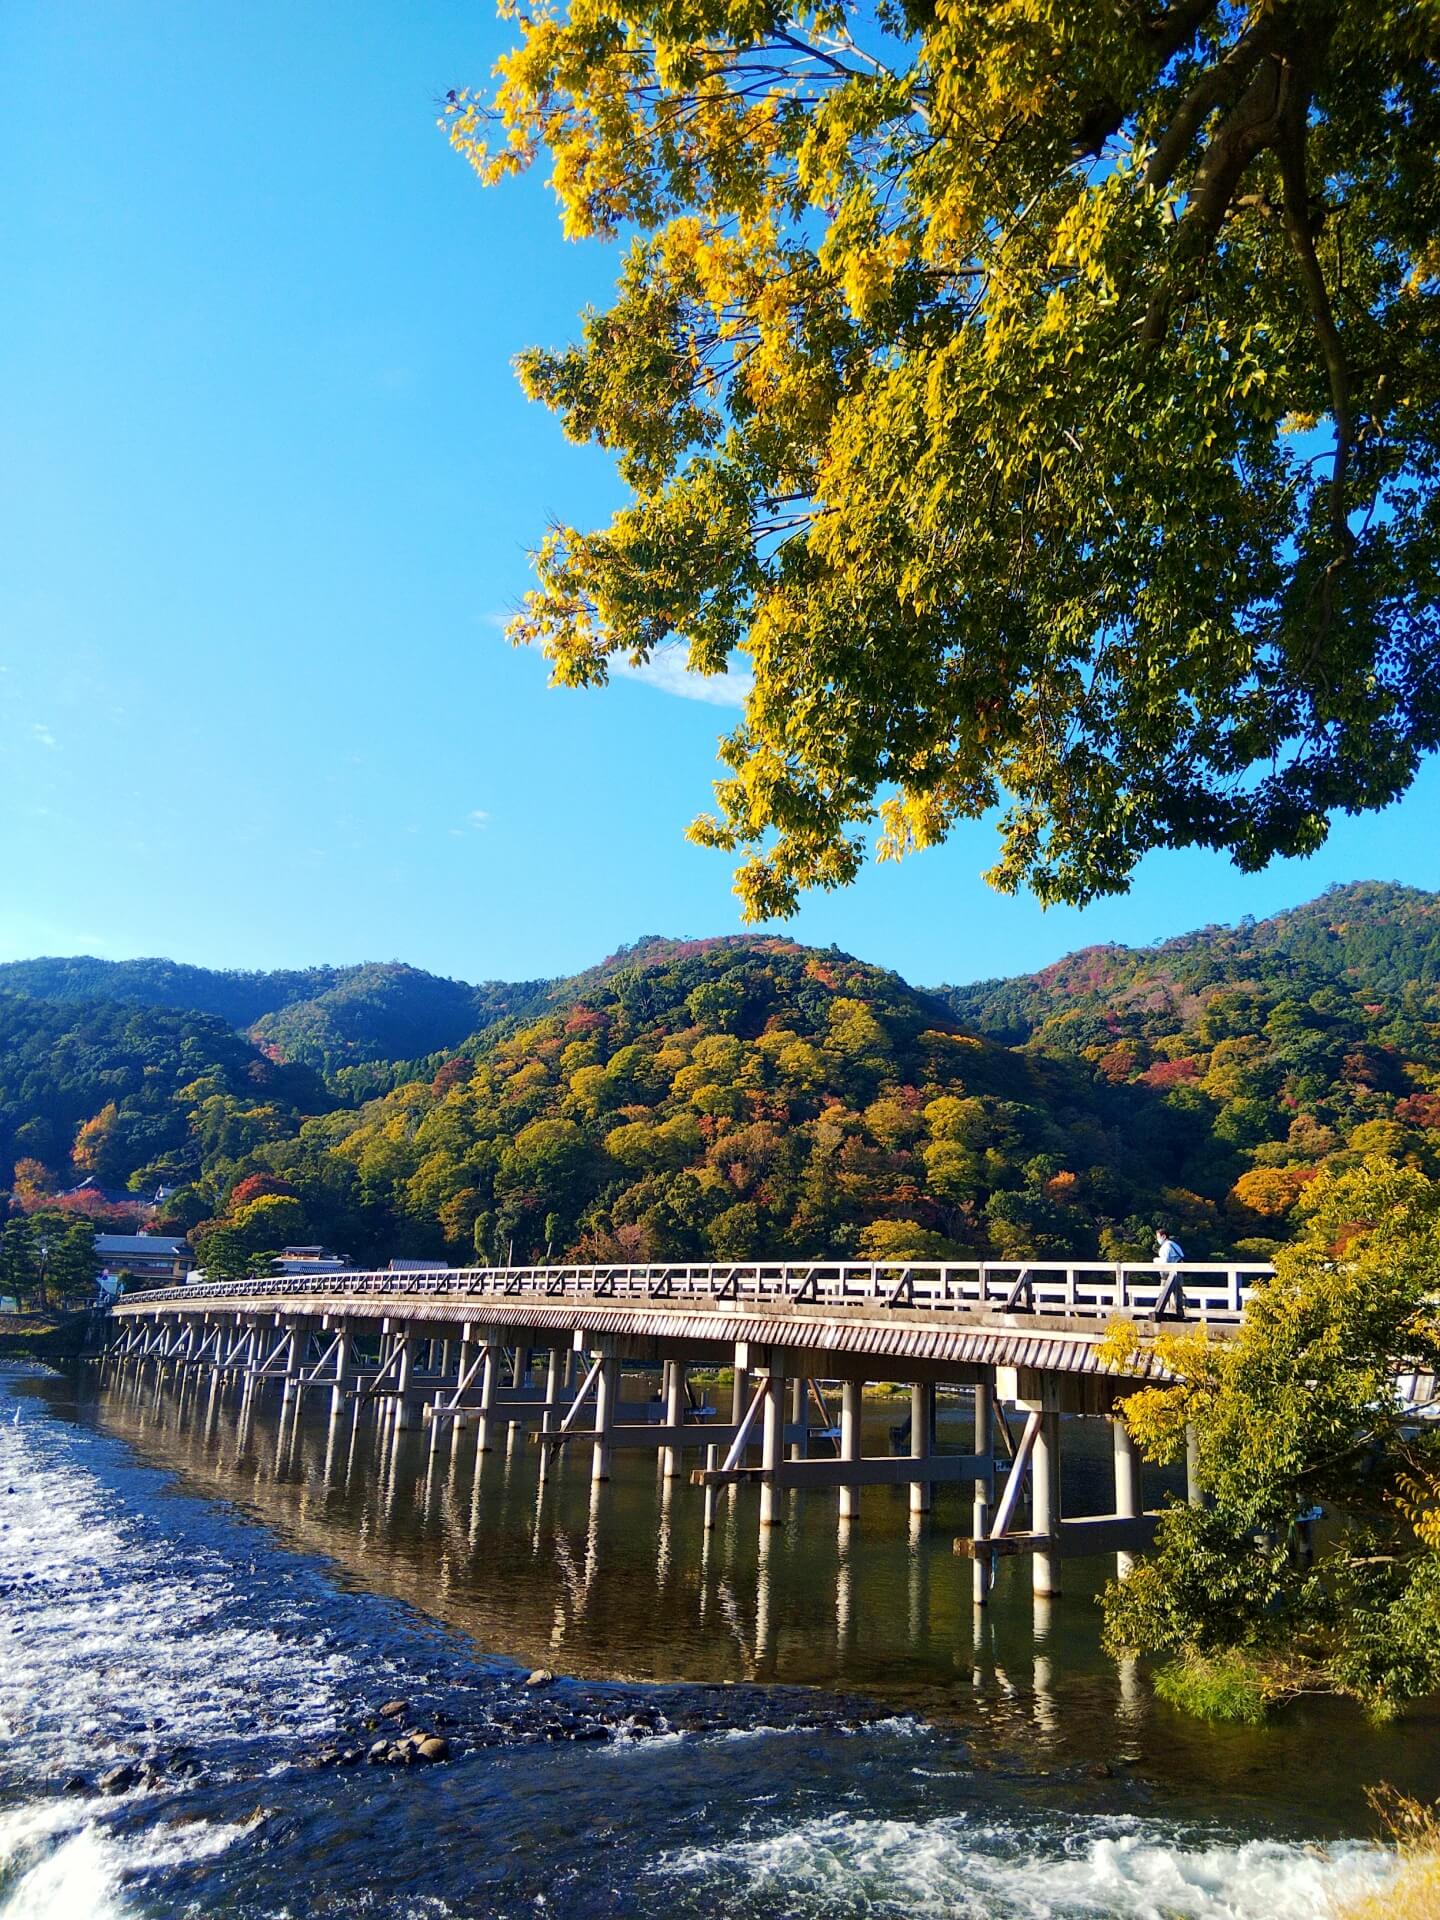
<box><xmin>788</xmin><ymin>1377</ymin><xmax>808</xmax><ymax>1463</ymax></box>
<box><xmin>972</xmin><ymin>1381</ymin><xmax>994</xmax><ymax>1605</ymax></box>
<box><xmin>475</xmin><ymin>1332</ymin><xmax>501</xmax><ymax>1453</ymax></box>
<box><xmin>592</xmin><ymin>1354</ymin><xmax>618</xmax><ymax>1484</ymax></box>
<box><xmin>329</xmin><ymin>1321</ymin><xmax>351</xmax><ymax>1424</ymax></box>
<box><xmin>280</xmin><ymin>1319</ymin><xmax>306</xmax><ymax>1415</ymax></box>
<box><xmin>536</xmin><ymin>1344</ymin><xmax>562</xmax><ymax>1478</ymax></box>
<box><xmin>661</xmin><ymin>1360</ymin><xmax>685</xmax><ymax>1479</ymax></box>
<box><xmin>1113</xmin><ymin>1414</ymin><xmax>1140</xmax><ymax>1579</ymax></box>
<box><xmin>449</xmin><ymin>1329</ymin><xmax>475</xmax><ymax>1433</ymax></box>
<box><xmin>1031</xmin><ymin>1410</ymin><xmax>1062</xmax><ymax>1597</ymax></box>
<box><xmin>910</xmin><ymin>1382</ymin><xmax>935</xmax><ymax>1515</ymax></box>
<box><xmin>541</xmin><ymin>1346</ymin><xmax>562</xmax><ymax>1439</ymax></box>
<box><xmin>392</xmin><ymin>1328</ymin><xmax>417</xmax><ymax>1431</ymax></box>
<box><xmin>1185</xmin><ymin>1424</ymin><xmax>1202</xmax><ymax>1506</ymax></box>
<box><xmin>731</xmin><ymin>1355</ymin><xmax>750</xmax><ymax>1447</ymax></box>
<box><xmin>759</xmin><ymin>1350</ymin><xmax>787</xmax><ymax>1529</ymax></box>
<box><xmin>838</xmin><ymin>1380</ymin><xmax>862</xmax><ymax>1521</ymax></box>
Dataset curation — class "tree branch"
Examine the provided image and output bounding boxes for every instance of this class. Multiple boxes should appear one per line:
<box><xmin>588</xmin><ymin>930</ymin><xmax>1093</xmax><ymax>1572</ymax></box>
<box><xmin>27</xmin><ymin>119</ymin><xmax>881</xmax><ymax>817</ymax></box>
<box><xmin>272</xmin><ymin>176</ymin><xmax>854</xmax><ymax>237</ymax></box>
<box><xmin>1276</xmin><ymin>67</ymin><xmax>1355</xmax><ymax>566</ymax></box>
<box><xmin>1140</xmin><ymin>51</ymin><xmax>1291</xmax><ymax>346</ymax></box>
<box><xmin>1072</xmin><ymin>0</ymin><xmax>1222</xmax><ymax>158</ymax></box>
<box><xmin>1143</xmin><ymin>16</ymin><xmax>1278</xmax><ymax>192</ymax></box>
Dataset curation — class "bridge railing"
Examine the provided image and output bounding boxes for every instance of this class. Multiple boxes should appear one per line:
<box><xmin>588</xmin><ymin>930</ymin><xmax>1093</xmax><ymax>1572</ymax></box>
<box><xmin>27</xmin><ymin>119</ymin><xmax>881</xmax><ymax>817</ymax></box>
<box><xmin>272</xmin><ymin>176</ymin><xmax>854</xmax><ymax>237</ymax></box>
<box><xmin>114</xmin><ymin>1259</ymin><xmax>1275</xmax><ymax>1326</ymax></box>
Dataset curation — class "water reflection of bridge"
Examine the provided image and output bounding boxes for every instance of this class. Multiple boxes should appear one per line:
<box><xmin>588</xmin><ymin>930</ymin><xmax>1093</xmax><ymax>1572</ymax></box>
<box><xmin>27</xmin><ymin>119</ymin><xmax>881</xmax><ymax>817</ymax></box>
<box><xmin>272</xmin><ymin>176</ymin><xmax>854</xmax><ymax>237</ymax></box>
<box><xmin>102</xmin><ymin>1259</ymin><xmax>1271</xmax><ymax>1603</ymax></box>
<box><xmin>81</xmin><ymin>1352</ymin><xmax>1154</xmax><ymax>1715</ymax></box>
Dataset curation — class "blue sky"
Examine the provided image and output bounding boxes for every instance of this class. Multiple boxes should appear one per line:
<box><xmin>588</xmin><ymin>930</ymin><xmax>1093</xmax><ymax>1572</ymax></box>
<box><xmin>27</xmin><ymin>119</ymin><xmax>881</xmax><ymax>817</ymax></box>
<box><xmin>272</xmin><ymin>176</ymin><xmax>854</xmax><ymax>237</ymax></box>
<box><xmin>4</xmin><ymin>1</ymin><xmax>1436</xmax><ymax>992</ymax></box>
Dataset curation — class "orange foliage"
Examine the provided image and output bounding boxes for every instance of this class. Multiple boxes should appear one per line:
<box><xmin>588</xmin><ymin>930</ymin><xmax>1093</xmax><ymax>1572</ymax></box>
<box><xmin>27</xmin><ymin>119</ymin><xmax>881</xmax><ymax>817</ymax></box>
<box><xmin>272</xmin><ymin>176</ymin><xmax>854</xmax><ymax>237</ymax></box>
<box><xmin>227</xmin><ymin>1172</ymin><xmax>299</xmax><ymax>1213</ymax></box>
<box><xmin>1227</xmin><ymin>1165</ymin><xmax>1318</xmax><ymax>1222</ymax></box>
<box><xmin>10</xmin><ymin>1157</ymin><xmax>55</xmax><ymax>1209</ymax></box>
<box><xmin>1138</xmin><ymin>1057</ymin><xmax>1201</xmax><ymax>1089</ymax></box>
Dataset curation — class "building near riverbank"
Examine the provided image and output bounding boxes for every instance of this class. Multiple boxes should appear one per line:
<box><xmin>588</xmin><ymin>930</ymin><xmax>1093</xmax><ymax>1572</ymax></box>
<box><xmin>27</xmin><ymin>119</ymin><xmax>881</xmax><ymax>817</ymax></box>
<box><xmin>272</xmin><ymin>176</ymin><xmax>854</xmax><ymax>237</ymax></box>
<box><xmin>95</xmin><ymin>1233</ymin><xmax>192</xmax><ymax>1290</ymax></box>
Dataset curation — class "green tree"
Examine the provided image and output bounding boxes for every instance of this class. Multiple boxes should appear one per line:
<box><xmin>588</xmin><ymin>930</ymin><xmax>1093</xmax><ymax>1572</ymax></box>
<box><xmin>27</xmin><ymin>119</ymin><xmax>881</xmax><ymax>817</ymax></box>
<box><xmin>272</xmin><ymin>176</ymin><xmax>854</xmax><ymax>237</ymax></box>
<box><xmin>856</xmin><ymin>1219</ymin><xmax>955</xmax><ymax>1261</ymax></box>
<box><xmin>449</xmin><ymin>2</ymin><xmax>1440</xmax><ymax>915</ymax></box>
<box><xmin>192</xmin><ymin>1224</ymin><xmax>274</xmax><ymax>1284</ymax></box>
<box><xmin>0</xmin><ymin>1212</ymin><xmax>97</xmax><ymax>1309</ymax></box>
<box><xmin>42</xmin><ymin>1216</ymin><xmax>100</xmax><ymax>1304</ymax></box>
<box><xmin>231</xmin><ymin>1192</ymin><xmax>307</xmax><ymax>1252</ymax></box>
<box><xmin>1101</xmin><ymin>1159</ymin><xmax>1440</xmax><ymax>1721</ymax></box>
<box><xmin>0</xmin><ymin>1217</ymin><xmax>39</xmax><ymax>1307</ymax></box>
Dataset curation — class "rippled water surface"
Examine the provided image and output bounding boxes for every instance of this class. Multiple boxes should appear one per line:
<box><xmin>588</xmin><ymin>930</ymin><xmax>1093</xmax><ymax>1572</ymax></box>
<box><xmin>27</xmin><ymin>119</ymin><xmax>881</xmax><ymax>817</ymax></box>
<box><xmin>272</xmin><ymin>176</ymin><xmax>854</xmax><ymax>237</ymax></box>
<box><xmin>2</xmin><ymin>1359</ymin><xmax>1437</xmax><ymax>1918</ymax></box>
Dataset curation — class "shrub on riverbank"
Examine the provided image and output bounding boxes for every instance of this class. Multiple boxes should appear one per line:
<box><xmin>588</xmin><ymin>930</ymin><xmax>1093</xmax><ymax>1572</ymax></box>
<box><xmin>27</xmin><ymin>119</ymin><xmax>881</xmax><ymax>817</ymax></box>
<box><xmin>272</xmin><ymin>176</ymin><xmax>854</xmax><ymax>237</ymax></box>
<box><xmin>0</xmin><ymin>1312</ymin><xmax>60</xmax><ymax>1358</ymax></box>
<box><xmin>0</xmin><ymin>1311</ymin><xmax>93</xmax><ymax>1361</ymax></box>
<box><xmin>1101</xmin><ymin>1161</ymin><xmax>1440</xmax><ymax>1721</ymax></box>
<box><xmin>1150</xmin><ymin>1652</ymin><xmax>1274</xmax><ymax>1725</ymax></box>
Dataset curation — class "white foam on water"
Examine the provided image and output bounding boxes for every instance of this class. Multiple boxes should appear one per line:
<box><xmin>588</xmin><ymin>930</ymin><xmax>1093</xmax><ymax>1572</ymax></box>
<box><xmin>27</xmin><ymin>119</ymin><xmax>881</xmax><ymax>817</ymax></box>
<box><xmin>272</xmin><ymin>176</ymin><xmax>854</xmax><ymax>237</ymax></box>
<box><xmin>715</xmin><ymin>1715</ymin><xmax>926</xmax><ymax>1746</ymax></box>
<box><xmin>661</xmin><ymin>1811</ymin><xmax>1397</xmax><ymax>1918</ymax></box>
<box><xmin>0</xmin><ymin>1389</ymin><xmax>373</xmax><ymax>1918</ymax></box>
<box><xmin>0</xmin><ymin>1415</ymin><xmax>358</xmax><ymax>1780</ymax></box>
<box><xmin>600</xmin><ymin>1728</ymin><xmax>690</xmax><ymax>1756</ymax></box>
<box><xmin>0</xmin><ymin>1824</ymin><xmax>122</xmax><ymax>1920</ymax></box>
<box><xmin>0</xmin><ymin>1806</ymin><xmax>250</xmax><ymax>1920</ymax></box>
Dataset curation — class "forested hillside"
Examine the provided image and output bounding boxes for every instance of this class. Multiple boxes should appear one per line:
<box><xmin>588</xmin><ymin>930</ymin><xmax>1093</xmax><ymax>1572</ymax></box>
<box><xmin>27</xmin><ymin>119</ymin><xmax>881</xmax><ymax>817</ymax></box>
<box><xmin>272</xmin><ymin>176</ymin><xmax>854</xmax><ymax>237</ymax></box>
<box><xmin>0</xmin><ymin>956</ymin><xmax>345</xmax><ymax>1029</ymax></box>
<box><xmin>938</xmin><ymin>883</ymin><xmax>1440</xmax><ymax>1043</ymax></box>
<box><xmin>0</xmin><ymin>992</ymin><xmax>326</xmax><ymax>1205</ymax></box>
<box><xmin>0</xmin><ymin>883</ymin><xmax>1436</xmax><ymax>1274</ymax></box>
<box><xmin>0</xmin><ymin>955</ymin><xmax>553</xmax><ymax>1078</ymax></box>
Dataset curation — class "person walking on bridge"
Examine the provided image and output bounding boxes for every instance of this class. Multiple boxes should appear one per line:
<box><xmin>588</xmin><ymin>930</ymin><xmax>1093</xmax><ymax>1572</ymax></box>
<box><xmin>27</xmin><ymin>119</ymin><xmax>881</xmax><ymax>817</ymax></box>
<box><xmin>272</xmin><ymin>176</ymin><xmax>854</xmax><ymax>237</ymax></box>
<box><xmin>1155</xmin><ymin>1228</ymin><xmax>1185</xmax><ymax>1265</ymax></box>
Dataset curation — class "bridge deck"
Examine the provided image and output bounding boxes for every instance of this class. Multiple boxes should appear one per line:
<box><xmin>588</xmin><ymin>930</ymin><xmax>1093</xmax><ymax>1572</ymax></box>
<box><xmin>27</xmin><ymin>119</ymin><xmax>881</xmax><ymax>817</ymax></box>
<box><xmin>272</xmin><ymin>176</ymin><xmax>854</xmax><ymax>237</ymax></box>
<box><xmin>110</xmin><ymin>1260</ymin><xmax>1268</xmax><ymax>1381</ymax></box>
<box><xmin>113</xmin><ymin>1258</ymin><xmax>1269</xmax><ymax>1324</ymax></box>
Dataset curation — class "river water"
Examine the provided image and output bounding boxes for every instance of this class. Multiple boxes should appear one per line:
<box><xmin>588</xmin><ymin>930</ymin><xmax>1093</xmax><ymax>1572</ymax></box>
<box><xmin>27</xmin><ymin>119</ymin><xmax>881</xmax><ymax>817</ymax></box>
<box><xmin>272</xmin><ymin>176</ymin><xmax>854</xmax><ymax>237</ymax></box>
<box><xmin>2</xmin><ymin>1360</ymin><xmax>1436</xmax><ymax>1918</ymax></box>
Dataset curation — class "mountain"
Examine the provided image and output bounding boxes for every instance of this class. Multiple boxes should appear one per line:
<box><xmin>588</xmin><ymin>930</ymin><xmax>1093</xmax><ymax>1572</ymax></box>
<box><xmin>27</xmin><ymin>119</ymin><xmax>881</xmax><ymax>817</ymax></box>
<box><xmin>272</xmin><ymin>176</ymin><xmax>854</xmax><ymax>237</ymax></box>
<box><xmin>248</xmin><ymin>964</ymin><xmax>551</xmax><ymax>1076</ymax></box>
<box><xmin>0</xmin><ymin>955</ymin><xmax>553</xmax><ymax>1078</ymax></box>
<box><xmin>934</xmin><ymin>882</ymin><xmax>1440</xmax><ymax>1043</ymax></box>
<box><xmin>1</xmin><ymin>882</ymin><xmax>1436</xmax><ymax>1271</ymax></box>
<box><xmin>0</xmin><ymin>956</ymin><xmax>341</xmax><ymax>1029</ymax></box>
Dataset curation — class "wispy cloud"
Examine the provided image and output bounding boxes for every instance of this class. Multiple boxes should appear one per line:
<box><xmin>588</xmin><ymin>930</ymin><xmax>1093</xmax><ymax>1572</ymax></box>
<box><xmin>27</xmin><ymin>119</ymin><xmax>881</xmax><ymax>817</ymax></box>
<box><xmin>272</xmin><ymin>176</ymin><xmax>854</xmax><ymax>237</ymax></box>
<box><xmin>449</xmin><ymin>808</ymin><xmax>491</xmax><ymax>841</ymax></box>
<box><xmin>485</xmin><ymin>615</ymin><xmax>752</xmax><ymax>708</ymax></box>
<box><xmin>32</xmin><ymin>722</ymin><xmax>57</xmax><ymax>750</ymax></box>
<box><xmin>615</xmin><ymin>643</ymin><xmax>753</xmax><ymax>709</ymax></box>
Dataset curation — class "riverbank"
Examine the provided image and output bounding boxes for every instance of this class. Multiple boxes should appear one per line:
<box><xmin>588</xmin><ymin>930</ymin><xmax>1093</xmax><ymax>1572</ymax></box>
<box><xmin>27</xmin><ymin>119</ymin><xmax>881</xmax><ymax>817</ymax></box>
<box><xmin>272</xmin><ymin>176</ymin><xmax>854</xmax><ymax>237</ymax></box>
<box><xmin>0</xmin><ymin>1313</ymin><xmax>63</xmax><ymax>1360</ymax></box>
<box><xmin>2</xmin><ymin>1362</ymin><xmax>1432</xmax><ymax>1918</ymax></box>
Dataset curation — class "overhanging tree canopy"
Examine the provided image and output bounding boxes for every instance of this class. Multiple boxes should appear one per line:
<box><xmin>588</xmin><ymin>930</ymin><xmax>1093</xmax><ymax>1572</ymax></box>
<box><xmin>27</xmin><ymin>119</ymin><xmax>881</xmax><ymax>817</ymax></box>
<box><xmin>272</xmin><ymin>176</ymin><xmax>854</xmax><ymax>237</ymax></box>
<box><xmin>449</xmin><ymin>0</ymin><xmax>1440</xmax><ymax>914</ymax></box>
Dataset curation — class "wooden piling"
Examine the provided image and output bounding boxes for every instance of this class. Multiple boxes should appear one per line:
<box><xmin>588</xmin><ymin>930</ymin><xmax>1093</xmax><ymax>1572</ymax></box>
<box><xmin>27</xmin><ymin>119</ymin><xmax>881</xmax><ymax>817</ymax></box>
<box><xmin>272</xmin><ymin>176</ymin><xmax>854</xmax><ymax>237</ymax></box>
<box><xmin>971</xmin><ymin>1380</ymin><xmax>993</xmax><ymax>1605</ymax></box>
<box><xmin>661</xmin><ymin>1359</ymin><xmax>685</xmax><ymax>1479</ymax></box>
<box><xmin>909</xmin><ymin>1381</ymin><xmax>934</xmax><ymax>1515</ymax></box>
<box><xmin>838</xmin><ymin>1379</ymin><xmax>862</xmax><ymax>1521</ymax></box>
<box><xmin>1113</xmin><ymin>1414</ymin><xmax>1140</xmax><ymax>1578</ymax></box>
<box><xmin>759</xmin><ymin>1350</ymin><xmax>786</xmax><ymax>1528</ymax></box>
<box><xmin>592</xmin><ymin>1353</ymin><xmax>618</xmax><ymax>1484</ymax></box>
<box><xmin>1031</xmin><ymin>1410</ymin><xmax>1062</xmax><ymax>1597</ymax></box>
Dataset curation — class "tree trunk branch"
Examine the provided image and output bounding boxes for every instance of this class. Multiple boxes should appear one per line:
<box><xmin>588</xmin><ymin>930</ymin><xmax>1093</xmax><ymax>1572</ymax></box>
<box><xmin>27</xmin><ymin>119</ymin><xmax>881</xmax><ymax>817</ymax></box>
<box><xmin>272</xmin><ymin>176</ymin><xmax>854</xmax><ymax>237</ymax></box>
<box><xmin>1276</xmin><ymin>69</ymin><xmax>1356</xmax><ymax>566</ymax></box>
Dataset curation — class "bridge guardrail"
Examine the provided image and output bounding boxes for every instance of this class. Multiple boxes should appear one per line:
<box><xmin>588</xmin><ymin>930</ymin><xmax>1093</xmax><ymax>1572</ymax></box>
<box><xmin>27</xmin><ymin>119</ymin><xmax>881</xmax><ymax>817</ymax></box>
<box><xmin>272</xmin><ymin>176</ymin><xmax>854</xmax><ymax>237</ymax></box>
<box><xmin>113</xmin><ymin>1260</ymin><xmax>1274</xmax><ymax>1326</ymax></box>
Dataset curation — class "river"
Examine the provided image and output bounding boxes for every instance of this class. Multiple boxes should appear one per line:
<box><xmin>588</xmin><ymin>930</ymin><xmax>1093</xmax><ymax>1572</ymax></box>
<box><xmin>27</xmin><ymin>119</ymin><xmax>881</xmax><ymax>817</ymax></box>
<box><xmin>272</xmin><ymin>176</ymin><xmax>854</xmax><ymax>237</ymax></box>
<box><xmin>2</xmin><ymin>1361</ymin><xmax>1436</xmax><ymax>1918</ymax></box>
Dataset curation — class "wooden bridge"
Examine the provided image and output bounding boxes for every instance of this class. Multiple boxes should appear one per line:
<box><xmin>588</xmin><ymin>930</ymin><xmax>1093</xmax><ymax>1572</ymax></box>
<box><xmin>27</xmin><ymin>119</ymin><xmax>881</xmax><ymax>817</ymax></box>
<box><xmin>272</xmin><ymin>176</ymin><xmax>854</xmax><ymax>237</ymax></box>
<box><xmin>101</xmin><ymin>1258</ymin><xmax>1272</xmax><ymax>1603</ymax></box>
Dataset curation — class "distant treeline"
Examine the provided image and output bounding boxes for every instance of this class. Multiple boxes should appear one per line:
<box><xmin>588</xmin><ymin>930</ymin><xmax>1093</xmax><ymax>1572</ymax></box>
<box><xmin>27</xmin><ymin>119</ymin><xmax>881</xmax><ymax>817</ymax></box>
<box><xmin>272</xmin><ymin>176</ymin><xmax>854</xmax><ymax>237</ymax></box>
<box><xmin>0</xmin><ymin>883</ymin><xmax>1435</xmax><ymax>1275</ymax></box>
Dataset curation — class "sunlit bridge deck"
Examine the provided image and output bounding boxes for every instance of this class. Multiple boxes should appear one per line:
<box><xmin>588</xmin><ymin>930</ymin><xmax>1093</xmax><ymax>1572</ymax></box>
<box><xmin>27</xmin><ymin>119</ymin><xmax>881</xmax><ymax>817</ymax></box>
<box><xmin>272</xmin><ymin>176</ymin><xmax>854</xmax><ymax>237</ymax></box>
<box><xmin>116</xmin><ymin>1256</ymin><xmax>1271</xmax><ymax>1326</ymax></box>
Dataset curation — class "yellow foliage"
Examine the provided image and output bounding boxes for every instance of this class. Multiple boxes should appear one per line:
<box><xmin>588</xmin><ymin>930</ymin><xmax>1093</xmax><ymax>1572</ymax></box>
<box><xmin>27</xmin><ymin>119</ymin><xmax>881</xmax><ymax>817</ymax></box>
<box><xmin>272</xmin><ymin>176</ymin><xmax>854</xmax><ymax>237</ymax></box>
<box><xmin>440</xmin><ymin>0</ymin><xmax>1440</xmax><ymax>919</ymax></box>
<box><xmin>1333</xmin><ymin>1793</ymin><xmax>1440</xmax><ymax>1920</ymax></box>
